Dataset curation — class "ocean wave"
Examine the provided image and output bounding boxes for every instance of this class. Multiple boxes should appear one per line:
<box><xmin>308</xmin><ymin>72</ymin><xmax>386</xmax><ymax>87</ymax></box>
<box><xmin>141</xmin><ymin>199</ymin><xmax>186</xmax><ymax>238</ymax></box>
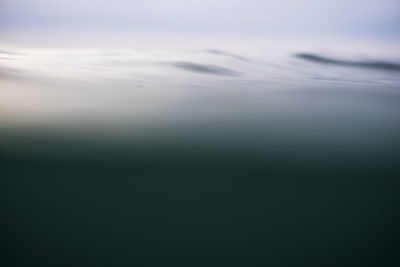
<box><xmin>295</xmin><ymin>53</ymin><xmax>400</xmax><ymax>72</ymax></box>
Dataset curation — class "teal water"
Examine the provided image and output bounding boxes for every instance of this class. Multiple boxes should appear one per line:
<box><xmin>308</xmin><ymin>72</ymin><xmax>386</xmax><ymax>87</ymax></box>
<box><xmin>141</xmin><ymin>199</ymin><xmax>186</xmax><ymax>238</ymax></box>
<box><xmin>1</xmin><ymin>45</ymin><xmax>400</xmax><ymax>266</ymax></box>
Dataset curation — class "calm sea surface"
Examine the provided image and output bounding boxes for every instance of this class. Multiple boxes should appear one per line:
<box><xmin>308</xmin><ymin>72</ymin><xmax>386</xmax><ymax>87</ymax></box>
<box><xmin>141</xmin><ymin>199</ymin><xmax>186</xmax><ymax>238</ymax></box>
<box><xmin>1</xmin><ymin>42</ymin><xmax>400</xmax><ymax>266</ymax></box>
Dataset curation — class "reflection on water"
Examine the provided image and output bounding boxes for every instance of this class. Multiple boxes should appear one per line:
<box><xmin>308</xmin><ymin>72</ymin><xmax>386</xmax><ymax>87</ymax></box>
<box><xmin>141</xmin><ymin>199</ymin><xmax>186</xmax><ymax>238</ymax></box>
<box><xmin>295</xmin><ymin>53</ymin><xmax>400</xmax><ymax>71</ymax></box>
<box><xmin>1</xmin><ymin>44</ymin><xmax>400</xmax><ymax>266</ymax></box>
<box><xmin>171</xmin><ymin>61</ymin><xmax>241</xmax><ymax>76</ymax></box>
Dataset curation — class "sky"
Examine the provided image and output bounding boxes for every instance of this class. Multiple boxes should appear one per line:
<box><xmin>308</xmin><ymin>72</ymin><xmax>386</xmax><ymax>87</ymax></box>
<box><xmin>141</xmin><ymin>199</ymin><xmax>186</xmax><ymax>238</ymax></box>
<box><xmin>1</xmin><ymin>0</ymin><xmax>399</xmax><ymax>41</ymax></box>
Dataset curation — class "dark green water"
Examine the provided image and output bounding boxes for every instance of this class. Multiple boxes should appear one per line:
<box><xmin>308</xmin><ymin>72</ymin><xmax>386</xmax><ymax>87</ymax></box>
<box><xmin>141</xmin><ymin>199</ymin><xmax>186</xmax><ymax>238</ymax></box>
<box><xmin>1</xmin><ymin>114</ymin><xmax>400</xmax><ymax>267</ymax></box>
<box><xmin>1</xmin><ymin>47</ymin><xmax>400</xmax><ymax>266</ymax></box>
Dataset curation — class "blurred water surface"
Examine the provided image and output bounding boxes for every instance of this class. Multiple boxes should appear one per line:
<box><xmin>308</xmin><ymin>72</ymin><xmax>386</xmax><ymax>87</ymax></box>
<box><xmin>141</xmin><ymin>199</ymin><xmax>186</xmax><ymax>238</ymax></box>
<box><xmin>1</xmin><ymin>43</ymin><xmax>400</xmax><ymax>266</ymax></box>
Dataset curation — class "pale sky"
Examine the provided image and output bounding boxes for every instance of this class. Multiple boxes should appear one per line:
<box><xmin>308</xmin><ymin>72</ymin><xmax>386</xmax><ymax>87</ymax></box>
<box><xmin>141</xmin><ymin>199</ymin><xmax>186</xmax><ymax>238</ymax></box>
<box><xmin>1</xmin><ymin>0</ymin><xmax>399</xmax><ymax>40</ymax></box>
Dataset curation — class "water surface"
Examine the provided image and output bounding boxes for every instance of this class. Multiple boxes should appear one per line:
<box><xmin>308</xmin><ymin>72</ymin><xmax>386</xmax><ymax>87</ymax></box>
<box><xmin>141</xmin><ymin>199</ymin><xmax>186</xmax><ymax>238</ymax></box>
<box><xmin>1</xmin><ymin>43</ymin><xmax>400</xmax><ymax>266</ymax></box>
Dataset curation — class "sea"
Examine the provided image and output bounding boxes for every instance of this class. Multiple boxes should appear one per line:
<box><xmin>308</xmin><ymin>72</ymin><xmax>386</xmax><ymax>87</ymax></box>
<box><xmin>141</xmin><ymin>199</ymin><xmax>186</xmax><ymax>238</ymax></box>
<box><xmin>1</xmin><ymin>39</ymin><xmax>400</xmax><ymax>266</ymax></box>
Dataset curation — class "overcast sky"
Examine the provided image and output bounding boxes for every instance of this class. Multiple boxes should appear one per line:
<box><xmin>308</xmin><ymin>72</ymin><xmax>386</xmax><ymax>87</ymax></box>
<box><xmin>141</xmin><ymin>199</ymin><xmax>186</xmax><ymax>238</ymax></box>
<box><xmin>1</xmin><ymin>0</ymin><xmax>399</xmax><ymax>40</ymax></box>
